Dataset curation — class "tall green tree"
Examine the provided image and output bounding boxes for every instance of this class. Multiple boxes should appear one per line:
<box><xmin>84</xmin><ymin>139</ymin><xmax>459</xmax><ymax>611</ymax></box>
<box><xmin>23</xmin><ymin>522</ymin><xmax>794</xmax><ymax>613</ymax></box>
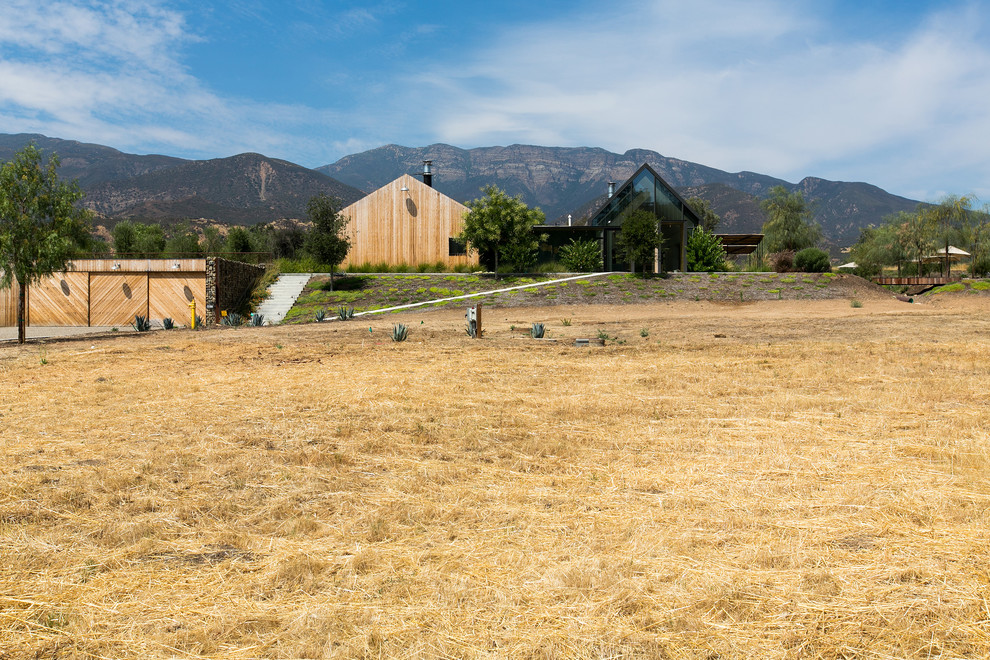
<box><xmin>304</xmin><ymin>193</ymin><xmax>350</xmax><ymax>290</ymax></box>
<box><xmin>164</xmin><ymin>223</ymin><xmax>203</xmax><ymax>257</ymax></box>
<box><xmin>759</xmin><ymin>186</ymin><xmax>822</xmax><ymax>253</ymax></box>
<box><xmin>226</xmin><ymin>226</ymin><xmax>254</xmax><ymax>254</ymax></box>
<box><xmin>202</xmin><ymin>225</ymin><xmax>225</xmax><ymax>256</ymax></box>
<box><xmin>0</xmin><ymin>145</ymin><xmax>91</xmax><ymax>343</ymax></box>
<box><xmin>460</xmin><ymin>185</ymin><xmax>545</xmax><ymax>277</ymax></box>
<box><xmin>111</xmin><ymin>220</ymin><xmax>166</xmax><ymax>257</ymax></box>
<box><xmin>615</xmin><ymin>210</ymin><xmax>662</xmax><ymax>274</ymax></box>
<box><xmin>928</xmin><ymin>195</ymin><xmax>972</xmax><ymax>277</ymax></box>
<box><xmin>686</xmin><ymin>197</ymin><xmax>721</xmax><ymax>232</ymax></box>
<box><xmin>896</xmin><ymin>208</ymin><xmax>937</xmax><ymax>276</ymax></box>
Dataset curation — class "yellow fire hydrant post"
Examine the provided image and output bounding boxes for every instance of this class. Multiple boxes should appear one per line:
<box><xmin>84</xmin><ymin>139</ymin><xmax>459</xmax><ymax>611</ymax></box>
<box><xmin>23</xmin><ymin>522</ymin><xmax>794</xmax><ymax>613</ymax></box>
<box><xmin>189</xmin><ymin>300</ymin><xmax>197</xmax><ymax>329</ymax></box>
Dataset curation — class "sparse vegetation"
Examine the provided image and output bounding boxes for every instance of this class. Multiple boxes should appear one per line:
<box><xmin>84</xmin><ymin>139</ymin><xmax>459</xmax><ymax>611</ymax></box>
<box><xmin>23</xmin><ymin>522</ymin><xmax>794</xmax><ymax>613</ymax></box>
<box><xmin>131</xmin><ymin>314</ymin><xmax>151</xmax><ymax>332</ymax></box>
<box><xmin>281</xmin><ymin>272</ymin><xmax>852</xmax><ymax>323</ymax></box>
<box><xmin>794</xmin><ymin>247</ymin><xmax>832</xmax><ymax>273</ymax></box>
<box><xmin>558</xmin><ymin>238</ymin><xmax>604</xmax><ymax>272</ymax></box>
<box><xmin>3</xmin><ymin>302</ymin><xmax>988</xmax><ymax>658</ymax></box>
<box><xmin>222</xmin><ymin>312</ymin><xmax>244</xmax><ymax>327</ymax></box>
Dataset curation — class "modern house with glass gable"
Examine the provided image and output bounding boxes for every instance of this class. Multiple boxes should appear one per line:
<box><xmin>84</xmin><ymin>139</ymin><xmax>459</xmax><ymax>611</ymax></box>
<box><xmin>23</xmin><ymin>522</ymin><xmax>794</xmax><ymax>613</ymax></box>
<box><xmin>538</xmin><ymin>163</ymin><xmax>703</xmax><ymax>272</ymax></box>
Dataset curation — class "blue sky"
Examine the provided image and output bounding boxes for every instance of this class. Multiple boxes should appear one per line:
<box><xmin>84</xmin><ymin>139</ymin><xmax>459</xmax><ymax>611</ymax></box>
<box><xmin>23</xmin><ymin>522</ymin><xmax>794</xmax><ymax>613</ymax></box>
<box><xmin>1</xmin><ymin>0</ymin><xmax>988</xmax><ymax>202</ymax></box>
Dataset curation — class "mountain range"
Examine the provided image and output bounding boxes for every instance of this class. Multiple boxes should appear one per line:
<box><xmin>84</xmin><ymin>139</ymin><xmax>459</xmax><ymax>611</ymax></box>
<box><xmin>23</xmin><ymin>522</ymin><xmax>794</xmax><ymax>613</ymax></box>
<box><xmin>319</xmin><ymin>144</ymin><xmax>920</xmax><ymax>246</ymax></box>
<box><xmin>1</xmin><ymin>134</ymin><xmax>922</xmax><ymax>247</ymax></box>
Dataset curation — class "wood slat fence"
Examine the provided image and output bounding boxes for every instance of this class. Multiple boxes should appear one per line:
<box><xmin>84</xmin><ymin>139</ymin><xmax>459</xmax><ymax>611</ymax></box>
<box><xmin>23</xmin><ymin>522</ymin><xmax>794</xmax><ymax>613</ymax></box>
<box><xmin>0</xmin><ymin>260</ymin><xmax>207</xmax><ymax>327</ymax></box>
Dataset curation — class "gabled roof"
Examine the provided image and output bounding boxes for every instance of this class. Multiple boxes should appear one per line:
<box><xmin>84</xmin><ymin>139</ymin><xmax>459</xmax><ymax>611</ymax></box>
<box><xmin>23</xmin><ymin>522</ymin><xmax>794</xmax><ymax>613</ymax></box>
<box><xmin>589</xmin><ymin>162</ymin><xmax>703</xmax><ymax>228</ymax></box>
<box><xmin>340</xmin><ymin>173</ymin><xmax>467</xmax><ymax>216</ymax></box>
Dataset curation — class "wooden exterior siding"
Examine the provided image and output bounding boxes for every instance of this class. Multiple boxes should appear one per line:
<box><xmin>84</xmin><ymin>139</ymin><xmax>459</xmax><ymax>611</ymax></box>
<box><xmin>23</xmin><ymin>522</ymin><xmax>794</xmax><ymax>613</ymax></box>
<box><xmin>0</xmin><ymin>279</ymin><xmax>21</xmax><ymax>327</ymax></box>
<box><xmin>28</xmin><ymin>272</ymin><xmax>89</xmax><ymax>326</ymax></box>
<box><xmin>71</xmin><ymin>259</ymin><xmax>207</xmax><ymax>272</ymax></box>
<box><xmin>90</xmin><ymin>274</ymin><xmax>149</xmax><ymax>326</ymax></box>
<box><xmin>340</xmin><ymin>175</ymin><xmax>478</xmax><ymax>268</ymax></box>
<box><xmin>149</xmin><ymin>273</ymin><xmax>205</xmax><ymax>323</ymax></box>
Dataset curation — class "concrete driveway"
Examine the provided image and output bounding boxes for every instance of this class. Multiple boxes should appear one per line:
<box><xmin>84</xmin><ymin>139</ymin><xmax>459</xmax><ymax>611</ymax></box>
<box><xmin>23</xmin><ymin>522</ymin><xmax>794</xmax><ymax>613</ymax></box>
<box><xmin>0</xmin><ymin>326</ymin><xmax>120</xmax><ymax>342</ymax></box>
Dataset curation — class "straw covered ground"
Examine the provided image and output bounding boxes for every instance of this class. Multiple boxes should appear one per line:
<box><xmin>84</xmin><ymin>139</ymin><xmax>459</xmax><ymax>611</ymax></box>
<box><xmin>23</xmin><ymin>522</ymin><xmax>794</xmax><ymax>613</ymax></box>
<box><xmin>2</xmin><ymin>297</ymin><xmax>990</xmax><ymax>658</ymax></box>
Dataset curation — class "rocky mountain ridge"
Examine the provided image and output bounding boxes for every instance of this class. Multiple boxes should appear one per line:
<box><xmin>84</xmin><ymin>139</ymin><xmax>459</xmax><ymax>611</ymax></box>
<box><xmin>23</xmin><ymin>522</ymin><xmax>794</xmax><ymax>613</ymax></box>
<box><xmin>320</xmin><ymin>144</ymin><xmax>921</xmax><ymax>246</ymax></box>
<box><xmin>0</xmin><ymin>134</ymin><xmax>921</xmax><ymax>246</ymax></box>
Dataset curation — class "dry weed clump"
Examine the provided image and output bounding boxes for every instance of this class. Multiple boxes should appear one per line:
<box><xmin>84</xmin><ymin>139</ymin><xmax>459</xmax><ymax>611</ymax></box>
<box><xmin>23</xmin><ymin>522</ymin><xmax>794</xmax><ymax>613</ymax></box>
<box><xmin>1</xmin><ymin>300</ymin><xmax>989</xmax><ymax>658</ymax></box>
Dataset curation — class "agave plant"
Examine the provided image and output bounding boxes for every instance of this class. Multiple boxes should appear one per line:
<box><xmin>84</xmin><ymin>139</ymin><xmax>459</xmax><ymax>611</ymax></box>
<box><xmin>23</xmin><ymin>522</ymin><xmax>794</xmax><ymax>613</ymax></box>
<box><xmin>337</xmin><ymin>305</ymin><xmax>355</xmax><ymax>321</ymax></box>
<box><xmin>465</xmin><ymin>322</ymin><xmax>476</xmax><ymax>338</ymax></box>
<box><xmin>531</xmin><ymin>322</ymin><xmax>546</xmax><ymax>339</ymax></box>
<box><xmin>194</xmin><ymin>315</ymin><xmax>204</xmax><ymax>329</ymax></box>
<box><xmin>161</xmin><ymin>317</ymin><xmax>174</xmax><ymax>330</ymax></box>
<box><xmin>222</xmin><ymin>312</ymin><xmax>243</xmax><ymax>327</ymax></box>
<box><xmin>314</xmin><ymin>308</ymin><xmax>327</xmax><ymax>322</ymax></box>
<box><xmin>132</xmin><ymin>315</ymin><xmax>151</xmax><ymax>332</ymax></box>
<box><xmin>250</xmin><ymin>313</ymin><xmax>264</xmax><ymax>326</ymax></box>
<box><xmin>390</xmin><ymin>323</ymin><xmax>408</xmax><ymax>342</ymax></box>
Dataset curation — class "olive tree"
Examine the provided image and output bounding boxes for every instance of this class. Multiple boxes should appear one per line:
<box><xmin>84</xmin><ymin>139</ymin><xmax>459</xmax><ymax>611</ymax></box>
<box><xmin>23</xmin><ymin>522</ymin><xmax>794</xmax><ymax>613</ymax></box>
<box><xmin>616</xmin><ymin>210</ymin><xmax>662</xmax><ymax>274</ymax></box>
<box><xmin>304</xmin><ymin>193</ymin><xmax>350</xmax><ymax>290</ymax></box>
<box><xmin>460</xmin><ymin>185</ymin><xmax>545</xmax><ymax>277</ymax></box>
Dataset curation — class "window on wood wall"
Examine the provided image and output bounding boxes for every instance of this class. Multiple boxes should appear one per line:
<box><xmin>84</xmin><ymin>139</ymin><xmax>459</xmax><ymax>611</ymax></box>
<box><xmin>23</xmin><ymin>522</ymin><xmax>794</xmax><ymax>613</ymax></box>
<box><xmin>448</xmin><ymin>237</ymin><xmax>467</xmax><ymax>256</ymax></box>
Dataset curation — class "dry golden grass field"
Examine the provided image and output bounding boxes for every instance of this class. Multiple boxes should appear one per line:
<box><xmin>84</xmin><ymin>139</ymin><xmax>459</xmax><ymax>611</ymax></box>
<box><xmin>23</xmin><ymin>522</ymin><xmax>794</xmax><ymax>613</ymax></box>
<box><xmin>2</xmin><ymin>295</ymin><xmax>990</xmax><ymax>659</ymax></box>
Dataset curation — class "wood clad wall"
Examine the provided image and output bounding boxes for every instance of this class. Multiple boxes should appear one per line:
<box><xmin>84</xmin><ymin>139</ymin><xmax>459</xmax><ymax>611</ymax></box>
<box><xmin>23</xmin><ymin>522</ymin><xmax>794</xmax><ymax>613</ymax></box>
<box><xmin>149</xmin><ymin>274</ymin><xmax>205</xmax><ymax>323</ymax></box>
<box><xmin>28</xmin><ymin>272</ymin><xmax>89</xmax><ymax>326</ymax></box>
<box><xmin>90</xmin><ymin>274</ymin><xmax>149</xmax><ymax>326</ymax></box>
<box><xmin>340</xmin><ymin>175</ymin><xmax>479</xmax><ymax>268</ymax></box>
<box><xmin>72</xmin><ymin>259</ymin><xmax>207</xmax><ymax>272</ymax></box>
<box><xmin>0</xmin><ymin>279</ymin><xmax>20</xmax><ymax>327</ymax></box>
<box><xmin>0</xmin><ymin>262</ymin><xmax>210</xmax><ymax>328</ymax></box>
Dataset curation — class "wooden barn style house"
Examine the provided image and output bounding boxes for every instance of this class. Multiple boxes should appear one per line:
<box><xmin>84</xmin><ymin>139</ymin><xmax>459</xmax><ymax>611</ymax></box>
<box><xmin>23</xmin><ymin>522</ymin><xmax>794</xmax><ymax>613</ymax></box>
<box><xmin>338</xmin><ymin>163</ymin><xmax>479</xmax><ymax>271</ymax></box>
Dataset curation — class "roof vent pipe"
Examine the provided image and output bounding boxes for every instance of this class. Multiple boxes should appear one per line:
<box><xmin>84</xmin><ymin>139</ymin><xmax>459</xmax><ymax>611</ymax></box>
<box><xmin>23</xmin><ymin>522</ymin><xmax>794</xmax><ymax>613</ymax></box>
<box><xmin>607</xmin><ymin>181</ymin><xmax>615</xmax><ymax>198</ymax></box>
<box><xmin>422</xmin><ymin>160</ymin><xmax>433</xmax><ymax>188</ymax></box>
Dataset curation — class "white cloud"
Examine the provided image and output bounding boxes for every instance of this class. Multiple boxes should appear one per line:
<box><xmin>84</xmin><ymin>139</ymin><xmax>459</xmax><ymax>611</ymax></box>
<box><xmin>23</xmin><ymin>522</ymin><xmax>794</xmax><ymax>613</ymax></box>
<box><xmin>0</xmin><ymin>0</ymin><xmax>350</xmax><ymax>164</ymax></box>
<box><xmin>416</xmin><ymin>0</ymin><xmax>990</xmax><ymax>200</ymax></box>
<box><xmin>1</xmin><ymin>0</ymin><xmax>987</xmax><ymax>200</ymax></box>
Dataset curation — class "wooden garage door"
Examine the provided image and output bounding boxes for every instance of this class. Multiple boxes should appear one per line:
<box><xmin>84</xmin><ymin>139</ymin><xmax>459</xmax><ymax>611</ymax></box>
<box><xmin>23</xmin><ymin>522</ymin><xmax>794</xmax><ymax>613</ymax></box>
<box><xmin>90</xmin><ymin>274</ymin><xmax>148</xmax><ymax>326</ymax></box>
<box><xmin>149</xmin><ymin>274</ymin><xmax>205</xmax><ymax>325</ymax></box>
<box><xmin>28</xmin><ymin>272</ymin><xmax>90</xmax><ymax>326</ymax></box>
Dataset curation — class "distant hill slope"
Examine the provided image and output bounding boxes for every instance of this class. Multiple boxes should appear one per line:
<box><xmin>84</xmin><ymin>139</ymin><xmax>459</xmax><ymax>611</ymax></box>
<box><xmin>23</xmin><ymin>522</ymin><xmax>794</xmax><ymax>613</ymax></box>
<box><xmin>82</xmin><ymin>153</ymin><xmax>365</xmax><ymax>224</ymax></box>
<box><xmin>0</xmin><ymin>133</ymin><xmax>186</xmax><ymax>188</ymax></box>
<box><xmin>0</xmin><ymin>134</ymin><xmax>364</xmax><ymax>225</ymax></box>
<box><xmin>320</xmin><ymin>144</ymin><xmax>920</xmax><ymax>246</ymax></box>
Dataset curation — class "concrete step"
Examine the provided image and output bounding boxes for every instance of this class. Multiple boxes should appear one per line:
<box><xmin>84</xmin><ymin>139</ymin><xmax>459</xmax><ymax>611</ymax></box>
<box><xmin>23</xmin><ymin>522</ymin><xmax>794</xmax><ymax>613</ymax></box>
<box><xmin>255</xmin><ymin>273</ymin><xmax>313</xmax><ymax>325</ymax></box>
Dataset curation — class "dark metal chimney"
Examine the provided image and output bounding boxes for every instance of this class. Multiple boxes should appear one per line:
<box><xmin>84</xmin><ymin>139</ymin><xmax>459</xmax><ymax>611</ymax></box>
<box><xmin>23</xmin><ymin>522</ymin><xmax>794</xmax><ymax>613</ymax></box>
<box><xmin>422</xmin><ymin>160</ymin><xmax>433</xmax><ymax>188</ymax></box>
<box><xmin>607</xmin><ymin>181</ymin><xmax>615</xmax><ymax>198</ymax></box>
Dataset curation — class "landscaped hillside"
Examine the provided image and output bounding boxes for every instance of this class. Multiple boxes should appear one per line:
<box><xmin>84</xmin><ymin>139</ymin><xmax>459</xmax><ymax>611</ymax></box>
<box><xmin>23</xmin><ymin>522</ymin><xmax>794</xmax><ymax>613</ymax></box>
<box><xmin>321</xmin><ymin>144</ymin><xmax>921</xmax><ymax>246</ymax></box>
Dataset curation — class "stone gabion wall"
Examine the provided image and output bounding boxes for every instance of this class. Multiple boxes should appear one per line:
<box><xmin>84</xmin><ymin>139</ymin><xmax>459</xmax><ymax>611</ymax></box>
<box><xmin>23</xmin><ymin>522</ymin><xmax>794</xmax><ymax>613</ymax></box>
<box><xmin>205</xmin><ymin>257</ymin><xmax>265</xmax><ymax>325</ymax></box>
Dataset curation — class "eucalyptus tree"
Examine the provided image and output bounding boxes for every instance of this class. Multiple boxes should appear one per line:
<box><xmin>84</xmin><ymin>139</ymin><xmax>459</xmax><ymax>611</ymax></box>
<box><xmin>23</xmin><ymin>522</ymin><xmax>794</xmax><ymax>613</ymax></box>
<box><xmin>759</xmin><ymin>186</ymin><xmax>822</xmax><ymax>253</ymax></box>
